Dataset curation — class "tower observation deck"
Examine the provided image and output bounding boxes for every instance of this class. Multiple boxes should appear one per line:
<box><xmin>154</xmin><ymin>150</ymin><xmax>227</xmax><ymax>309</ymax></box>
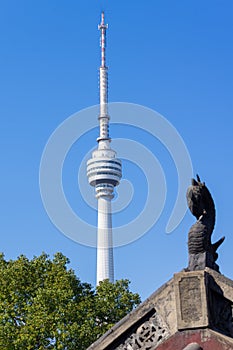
<box><xmin>86</xmin><ymin>13</ymin><xmax>122</xmax><ymax>284</ymax></box>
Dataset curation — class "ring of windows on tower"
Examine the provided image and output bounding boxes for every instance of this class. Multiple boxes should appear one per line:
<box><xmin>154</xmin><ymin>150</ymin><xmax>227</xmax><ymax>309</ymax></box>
<box><xmin>87</xmin><ymin>158</ymin><xmax>122</xmax><ymax>187</ymax></box>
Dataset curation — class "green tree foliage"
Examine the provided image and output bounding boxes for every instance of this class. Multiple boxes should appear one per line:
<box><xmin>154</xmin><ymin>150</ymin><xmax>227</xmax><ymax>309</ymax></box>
<box><xmin>0</xmin><ymin>253</ymin><xmax>140</xmax><ymax>349</ymax></box>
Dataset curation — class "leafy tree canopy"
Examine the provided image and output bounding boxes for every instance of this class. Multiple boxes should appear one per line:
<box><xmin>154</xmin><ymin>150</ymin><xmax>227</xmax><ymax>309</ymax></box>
<box><xmin>0</xmin><ymin>252</ymin><xmax>140</xmax><ymax>349</ymax></box>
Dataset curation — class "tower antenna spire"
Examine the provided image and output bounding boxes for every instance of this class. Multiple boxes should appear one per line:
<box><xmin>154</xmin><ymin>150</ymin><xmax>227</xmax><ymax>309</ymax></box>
<box><xmin>87</xmin><ymin>13</ymin><xmax>122</xmax><ymax>285</ymax></box>
<box><xmin>98</xmin><ymin>11</ymin><xmax>108</xmax><ymax>68</ymax></box>
<box><xmin>97</xmin><ymin>11</ymin><xmax>110</xmax><ymax>142</ymax></box>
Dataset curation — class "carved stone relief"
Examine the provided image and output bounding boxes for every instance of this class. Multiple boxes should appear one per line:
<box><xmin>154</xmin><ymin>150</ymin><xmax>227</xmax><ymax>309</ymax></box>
<box><xmin>175</xmin><ymin>271</ymin><xmax>209</xmax><ymax>329</ymax></box>
<box><xmin>115</xmin><ymin>309</ymin><xmax>169</xmax><ymax>350</ymax></box>
<box><xmin>179</xmin><ymin>276</ymin><xmax>202</xmax><ymax>322</ymax></box>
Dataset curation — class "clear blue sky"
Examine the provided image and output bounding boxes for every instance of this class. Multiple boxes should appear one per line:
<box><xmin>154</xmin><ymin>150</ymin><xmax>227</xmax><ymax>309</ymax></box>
<box><xmin>1</xmin><ymin>1</ymin><xmax>232</xmax><ymax>300</ymax></box>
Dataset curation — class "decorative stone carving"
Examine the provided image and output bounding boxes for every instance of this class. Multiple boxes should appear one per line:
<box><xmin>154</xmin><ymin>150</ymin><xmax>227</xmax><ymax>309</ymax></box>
<box><xmin>186</xmin><ymin>175</ymin><xmax>225</xmax><ymax>271</ymax></box>
<box><xmin>179</xmin><ymin>276</ymin><xmax>202</xmax><ymax>322</ymax></box>
<box><xmin>115</xmin><ymin>309</ymin><xmax>169</xmax><ymax>350</ymax></box>
<box><xmin>174</xmin><ymin>271</ymin><xmax>208</xmax><ymax>330</ymax></box>
<box><xmin>87</xmin><ymin>270</ymin><xmax>233</xmax><ymax>350</ymax></box>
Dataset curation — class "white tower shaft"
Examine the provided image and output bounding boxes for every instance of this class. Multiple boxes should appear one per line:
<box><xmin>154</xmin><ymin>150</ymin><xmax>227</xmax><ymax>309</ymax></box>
<box><xmin>97</xmin><ymin>196</ymin><xmax>114</xmax><ymax>283</ymax></box>
<box><xmin>86</xmin><ymin>12</ymin><xmax>122</xmax><ymax>285</ymax></box>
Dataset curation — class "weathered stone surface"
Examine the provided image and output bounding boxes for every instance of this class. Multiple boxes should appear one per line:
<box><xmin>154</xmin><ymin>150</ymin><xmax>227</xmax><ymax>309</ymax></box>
<box><xmin>174</xmin><ymin>271</ymin><xmax>208</xmax><ymax>329</ymax></box>
<box><xmin>87</xmin><ymin>269</ymin><xmax>233</xmax><ymax>350</ymax></box>
<box><xmin>87</xmin><ymin>279</ymin><xmax>176</xmax><ymax>350</ymax></box>
<box><xmin>207</xmin><ymin>272</ymin><xmax>233</xmax><ymax>337</ymax></box>
<box><xmin>115</xmin><ymin>309</ymin><xmax>169</xmax><ymax>350</ymax></box>
<box><xmin>206</xmin><ymin>267</ymin><xmax>233</xmax><ymax>301</ymax></box>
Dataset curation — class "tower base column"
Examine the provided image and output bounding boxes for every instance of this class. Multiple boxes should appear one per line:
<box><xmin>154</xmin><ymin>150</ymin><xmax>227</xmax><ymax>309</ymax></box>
<box><xmin>96</xmin><ymin>186</ymin><xmax>114</xmax><ymax>284</ymax></box>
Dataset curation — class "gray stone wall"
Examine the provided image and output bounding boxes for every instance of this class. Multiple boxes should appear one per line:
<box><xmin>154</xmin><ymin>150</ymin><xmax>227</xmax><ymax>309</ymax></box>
<box><xmin>87</xmin><ymin>269</ymin><xmax>233</xmax><ymax>350</ymax></box>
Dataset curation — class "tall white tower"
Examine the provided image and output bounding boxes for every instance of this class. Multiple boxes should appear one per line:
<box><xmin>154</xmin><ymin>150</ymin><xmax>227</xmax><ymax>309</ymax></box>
<box><xmin>87</xmin><ymin>13</ymin><xmax>122</xmax><ymax>284</ymax></box>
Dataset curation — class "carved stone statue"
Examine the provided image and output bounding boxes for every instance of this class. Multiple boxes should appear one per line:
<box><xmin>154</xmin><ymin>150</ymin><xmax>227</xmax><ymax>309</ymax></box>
<box><xmin>186</xmin><ymin>175</ymin><xmax>225</xmax><ymax>272</ymax></box>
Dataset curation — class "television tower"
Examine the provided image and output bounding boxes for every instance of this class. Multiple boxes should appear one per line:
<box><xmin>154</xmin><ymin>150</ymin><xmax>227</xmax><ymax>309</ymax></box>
<box><xmin>87</xmin><ymin>13</ymin><xmax>122</xmax><ymax>284</ymax></box>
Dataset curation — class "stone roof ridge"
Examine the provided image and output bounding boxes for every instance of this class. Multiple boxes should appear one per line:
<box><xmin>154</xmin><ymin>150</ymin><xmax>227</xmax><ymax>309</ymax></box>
<box><xmin>87</xmin><ymin>275</ymin><xmax>175</xmax><ymax>349</ymax></box>
<box><xmin>87</xmin><ymin>268</ymin><xmax>233</xmax><ymax>350</ymax></box>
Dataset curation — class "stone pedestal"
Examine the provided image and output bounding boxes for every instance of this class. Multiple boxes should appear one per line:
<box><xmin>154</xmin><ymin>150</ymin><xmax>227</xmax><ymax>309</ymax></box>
<box><xmin>188</xmin><ymin>251</ymin><xmax>219</xmax><ymax>272</ymax></box>
<box><xmin>174</xmin><ymin>269</ymin><xmax>233</xmax><ymax>338</ymax></box>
